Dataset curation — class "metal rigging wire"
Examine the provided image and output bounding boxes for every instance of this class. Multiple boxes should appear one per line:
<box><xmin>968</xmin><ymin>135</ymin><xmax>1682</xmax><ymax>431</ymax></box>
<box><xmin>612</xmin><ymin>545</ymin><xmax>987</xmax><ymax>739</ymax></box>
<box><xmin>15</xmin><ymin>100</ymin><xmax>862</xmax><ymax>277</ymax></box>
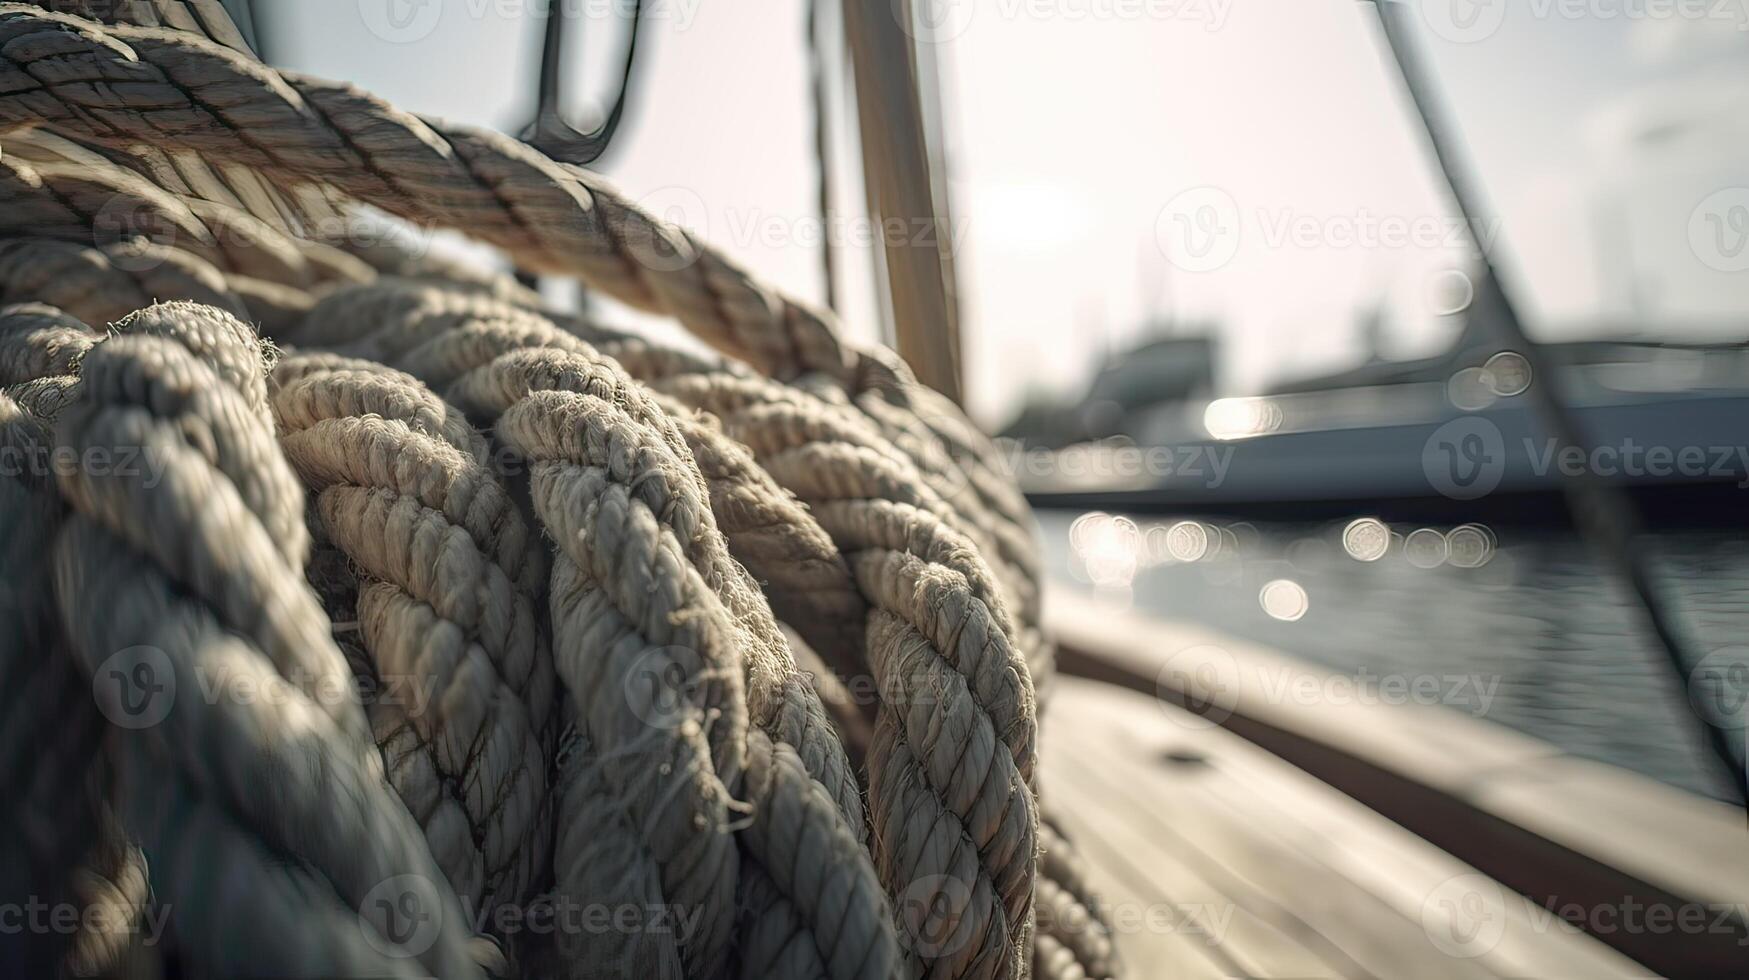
<box><xmin>807</xmin><ymin>0</ymin><xmax>841</xmax><ymax>312</ymax></box>
<box><xmin>1363</xmin><ymin>0</ymin><xmax>1747</xmax><ymax>808</ymax></box>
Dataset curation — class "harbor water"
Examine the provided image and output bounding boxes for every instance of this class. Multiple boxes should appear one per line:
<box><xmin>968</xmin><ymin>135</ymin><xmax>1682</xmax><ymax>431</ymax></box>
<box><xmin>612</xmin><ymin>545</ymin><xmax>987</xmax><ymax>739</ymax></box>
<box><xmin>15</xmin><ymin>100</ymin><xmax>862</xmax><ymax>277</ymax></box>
<box><xmin>1037</xmin><ymin>509</ymin><xmax>1749</xmax><ymax>803</ymax></box>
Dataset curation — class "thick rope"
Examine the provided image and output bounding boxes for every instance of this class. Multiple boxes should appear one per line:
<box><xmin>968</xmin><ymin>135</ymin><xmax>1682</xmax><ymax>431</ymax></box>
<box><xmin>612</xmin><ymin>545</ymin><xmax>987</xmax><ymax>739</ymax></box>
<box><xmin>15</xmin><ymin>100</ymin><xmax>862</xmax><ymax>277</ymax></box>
<box><xmin>47</xmin><ymin>301</ymin><xmax>484</xmax><ymax>977</ymax></box>
<box><xmin>0</xmin><ymin>7</ymin><xmax>1036</xmax><ymax>538</ymax></box>
<box><xmin>297</xmin><ymin>283</ymin><xmax>877</xmax><ymax>695</ymax></box>
<box><xmin>861</xmin><ymin>545</ymin><xmax>1038</xmax><ymax>980</ymax></box>
<box><xmin>1033</xmin><ymin>821</ymin><xmax>1117</xmax><ymax>980</ymax></box>
<box><xmin>506</xmin><ymin>381</ymin><xmax>895</xmax><ymax>979</ymax></box>
<box><xmin>0</xmin><ymin>135</ymin><xmax>372</xmax><ymax>289</ymax></box>
<box><xmin>0</xmin><ymin>300</ymin><xmax>99</xmax><ymax>384</ymax></box>
<box><xmin>0</xmin><ymin>387</ymin><xmax>113</xmax><ymax>977</ymax></box>
<box><xmin>566</xmin><ymin>322</ymin><xmax>1046</xmax><ymax>978</ymax></box>
<box><xmin>0</xmin><ymin>7</ymin><xmax>862</xmax><ymax>384</ymax></box>
<box><xmin>0</xmin><ymin>236</ymin><xmax>246</xmax><ymax>327</ymax></box>
<box><xmin>539</xmin><ymin>464</ymin><xmax>745</xmax><ymax>978</ymax></box>
<box><xmin>0</xmin><ymin>3</ymin><xmax>1049</xmax><ymax>665</ymax></box>
<box><xmin>735</xmin><ymin>726</ymin><xmax>898</xmax><ymax>980</ymax></box>
<box><xmin>293</xmin><ymin>283</ymin><xmax>871</xmax><ymax>778</ymax></box>
<box><xmin>270</xmin><ymin>352</ymin><xmax>555</xmax><ymax>921</ymax></box>
<box><xmin>545</xmin><ymin>719</ymin><xmax>686</xmax><ymax>978</ymax></box>
<box><xmin>651</xmin><ymin>369</ymin><xmax>1052</xmax><ymax>700</ymax></box>
<box><xmin>0</xmin><ymin>4</ymin><xmax>1049</xmax><ymax>668</ymax></box>
<box><xmin>291</xmin><ymin>279</ymin><xmax>1041</xmax><ymax>977</ymax></box>
<box><xmin>0</xmin><ymin>10</ymin><xmax>1133</xmax><ymax>976</ymax></box>
<box><xmin>0</xmin><ymin>7</ymin><xmax>1048</xmax><ymax>681</ymax></box>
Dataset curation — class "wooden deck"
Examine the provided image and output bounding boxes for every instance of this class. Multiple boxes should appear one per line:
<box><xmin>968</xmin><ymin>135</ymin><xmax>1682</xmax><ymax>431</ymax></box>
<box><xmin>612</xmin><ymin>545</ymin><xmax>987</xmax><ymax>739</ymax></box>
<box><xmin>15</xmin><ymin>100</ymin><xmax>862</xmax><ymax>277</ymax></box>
<box><xmin>1042</xmin><ymin>677</ymin><xmax>1649</xmax><ymax>978</ymax></box>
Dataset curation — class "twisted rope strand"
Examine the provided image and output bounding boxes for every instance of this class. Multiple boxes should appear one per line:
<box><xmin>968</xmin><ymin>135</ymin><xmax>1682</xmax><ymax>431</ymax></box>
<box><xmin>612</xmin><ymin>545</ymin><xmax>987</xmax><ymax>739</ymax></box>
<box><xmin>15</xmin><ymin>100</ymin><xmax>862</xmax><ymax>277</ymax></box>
<box><xmin>297</xmin><ymin>284</ymin><xmax>870</xmax><ymax>791</ymax></box>
<box><xmin>1033</xmin><ymin>821</ymin><xmax>1117</xmax><ymax>980</ymax></box>
<box><xmin>48</xmin><ymin>303</ymin><xmax>482</xmax><ymax>977</ymax></box>
<box><xmin>0</xmin><ymin>136</ymin><xmax>369</xmax><ymax>289</ymax></box>
<box><xmin>0</xmin><ymin>236</ymin><xmax>247</xmax><ymax>327</ymax></box>
<box><xmin>294</xmin><ymin>279</ymin><xmax>1041</xmax><ymax>977</ymax></box>
<box><xmin>0</xmin><ymin>7</ymin><xmax>1043</xmax><ymax>628</ymax></box>
<box><xmin>270</xmin><ymin>353</ymin><xmax>555</xmax><ymax>918</ymax></box>
<box><xmin>0</xmin><ymin>300</ymin><xmax>99</xmax><ymax>384</ymax></box>
<box><xmin>0</xmin><ymin>11</ymin><xmax>1119</xmax><ymax>976</ymax></box>
<box><xmin>502</xmin><ymin>387</ymin><xmax>897</xmax><ymax>978</ymax></box>
<box><xmin>0</xmin><ymin>388</ymin><xmax>121</xmax><ymax>977</ymax></box>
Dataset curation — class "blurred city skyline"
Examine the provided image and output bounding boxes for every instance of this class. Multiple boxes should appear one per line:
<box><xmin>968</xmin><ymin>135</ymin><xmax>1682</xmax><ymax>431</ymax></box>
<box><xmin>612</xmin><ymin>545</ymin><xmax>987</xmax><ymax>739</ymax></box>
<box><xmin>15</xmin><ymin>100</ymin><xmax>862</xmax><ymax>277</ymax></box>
<box><xmin>264</xmin><ymin>0</ymin><xmax>1748</xmax><ymax>425</ymax></box>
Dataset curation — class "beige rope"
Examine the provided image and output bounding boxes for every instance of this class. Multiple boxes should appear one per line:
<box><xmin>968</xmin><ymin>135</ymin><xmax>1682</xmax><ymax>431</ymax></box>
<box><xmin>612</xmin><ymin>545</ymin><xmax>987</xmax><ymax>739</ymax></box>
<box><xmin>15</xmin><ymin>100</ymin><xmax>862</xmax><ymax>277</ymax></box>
<box><xmin>0</xmin><ymin>236</ymin><xmax>246</xmax><ymax>327</ymax></box>
<box><xmin>0</xmin><ymin>388</ymin><xmax>116</xmax><ymax>977</ymax></box>
<box><xmin>539</xmin><ymin>466</ymin><xmax>745</xmax><ymax>978</ymax></box>
<box><xmin>0</xmin><ymin>6</ymin><xmax>1050</xmax><ymax>683</ymax></box>
<box><xmin>735</xmin><ymin>725</ymin><xmax>899</xmax><ymax>980</ymax></box>
<box><xmin>0</xmin><ymin>7</ymin><xmax>1054</xmax><ymax>707</ymax></box>
<box><xmin>292</xmin><ymin>279</ymin><xmax>1042</xmax><ymax>977</ymax></box>
<box><xmin>0</xmin><ymin>130</ymin><xmax>377</xmax><ymax>290</ymax></box>
<box><xmin>0</xmin><ymin>8</ymin><xmax>1024</xmax><ymax>494</ymax></box>
<box><xmin>299</xmin><ymin>283</ymin><xmax>882</xmax><ymax>696</ymax></box>
<box><xmin>1033</xmin><ymin>821</ymin><xmax>1118</xmax><ymax>980</ymax></box>
<box><xmin>62</xmin><ymin>812</ymin><xmax>153</xmax><ymax>978</ymax></box>
<box><xmin>0</xmin><ymin>7</ymin><xmax>852</xmax><ymax>381</ymax></box>
<box><xmin>294</xmin><ymin>284</ymin><xmax>871</xmax><ymax>768</ymax></box>
<box><xmin>560</xmin><ymin>325</ymin><xmax>1046</xmax><ymax>978</ymax></box>
<box><xmin>340</xmin><ymin>236</ymin><xmax>542</xmax><ymax>306</ymax></box>
<box><xmin>47</xmin><ymin>302</ymin><xmax>485</xmax><ymax>977</ymax></box>
<box><xmin>545</xmin><ymin>720</ymin><xmax>686</xmax><ymax>978</ymax></box>
<box><xmin>0</xmin><ymin>9</ymin><xmax>1141</xmax><ymax>977</ymax></box>
<box><xmin>473</xmin><ymin>359</ymin><xmax>869</xmax><ymax>835</ymax></box>
<box><xmin>649</xmin><ymin>369</ymin><xmax>1054</xmax><ymax>706</ymax></box>
<box><xmin>0</xmin><ymin>301</ymin><xmax>99</xmax><ymax>385</ymax></box>
<box><xmin>270</xmin><ymin>352</ymin><xmax>556</xmax><ymax>920</ymax></box>
<box><xmin>0</xmin><ymin>2</ymin><xmax>1045</xmax><ymax>624</ymax></box>
<box><xmin>504</xmin><ymin>377</ymin><xmax>894</xmax><ymax>979</ymax></box>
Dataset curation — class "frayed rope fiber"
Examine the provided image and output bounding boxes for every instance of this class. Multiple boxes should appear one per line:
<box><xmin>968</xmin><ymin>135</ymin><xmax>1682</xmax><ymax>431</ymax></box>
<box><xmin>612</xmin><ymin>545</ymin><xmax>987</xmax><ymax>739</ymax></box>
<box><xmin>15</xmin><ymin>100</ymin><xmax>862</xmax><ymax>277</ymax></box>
<box><xmin>0</xmin><ymin>5</ymin><xmax>1120</xmax><ymax>978</ymax></box>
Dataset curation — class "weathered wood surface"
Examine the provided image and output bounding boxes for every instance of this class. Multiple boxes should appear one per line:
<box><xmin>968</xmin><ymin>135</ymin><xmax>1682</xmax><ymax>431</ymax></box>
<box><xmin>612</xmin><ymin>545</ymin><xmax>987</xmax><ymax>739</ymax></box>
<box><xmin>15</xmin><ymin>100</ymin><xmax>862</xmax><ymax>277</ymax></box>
<box><xmin>1042</xmin><ymin>677</ymin><xmax>1647</xmax><ymax>978</ymax></box>
<box><xmin>1047</xmin><ymin>588</ymin><xmax>1749</xmax><ymax>914</ymax></box>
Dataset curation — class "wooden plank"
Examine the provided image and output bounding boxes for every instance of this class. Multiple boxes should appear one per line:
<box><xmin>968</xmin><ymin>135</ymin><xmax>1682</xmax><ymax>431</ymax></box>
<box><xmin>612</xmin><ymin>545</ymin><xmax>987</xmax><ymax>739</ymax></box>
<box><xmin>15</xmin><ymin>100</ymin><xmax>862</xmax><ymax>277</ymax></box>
<box><xmin>1052</xmin><ymin>687</ymin><xmax>1477</xmax><ymax>979</ymax></box>
<box><xmin>1472</xmin><ymin>755</ymin><xmax>1749</xmax><ymax>911</ymax></box>
<box><xmin>1050</xmin><ymin>757</ymin><xmax>1346</xmax><ymax>978</ymax></box>
<box><xmin>1046</xmin><ymin>767</ymin><xmax>1258</xmax><ymax>979</ymax></box>
<box><xmin>1048</xmin><ymin>588</ymin><xmax>1749</xmax><ymax>911</ymax></box>
<box><xmin>1043</xmin><ymin>677</ymin><xmax>1647</xmax><ymax>978</ymax></box>
<box><xmin>1160</xmin><ymin>726</ymin><xmax>1644</xmax><ymax>978</ymax></box>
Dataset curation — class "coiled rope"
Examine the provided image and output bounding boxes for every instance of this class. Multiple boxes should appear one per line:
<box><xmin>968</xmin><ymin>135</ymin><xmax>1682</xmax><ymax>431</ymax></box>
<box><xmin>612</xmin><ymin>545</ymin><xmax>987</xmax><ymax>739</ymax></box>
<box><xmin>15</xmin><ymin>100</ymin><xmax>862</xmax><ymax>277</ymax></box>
<box><xmin>0</xmin><ymin>4</ymin><xmax>1045</xmax><ymax>649</ymax></box>
<box><xmin>0</xmin><ymin>6</ymin><xmax>1119</xmax><ymax>978</ymax></box>
<box><xmin>47</xmin><ymin>302</ymin><xmax>486</xmax><ymax>976</ymax></box>
<box><xmin>270</xmin><ymin>352</ymin><xmax>555</xmax><ymax>924</ymax></box>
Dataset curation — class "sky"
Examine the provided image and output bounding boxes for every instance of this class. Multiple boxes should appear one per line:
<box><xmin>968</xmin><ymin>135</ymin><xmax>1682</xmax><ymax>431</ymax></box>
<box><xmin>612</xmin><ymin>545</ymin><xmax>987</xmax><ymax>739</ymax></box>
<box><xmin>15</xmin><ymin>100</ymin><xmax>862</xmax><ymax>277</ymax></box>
<box><xmin>262</xmin><ymin>0</ymin><xmax>1748</xmax><ymax>426</ymax></box>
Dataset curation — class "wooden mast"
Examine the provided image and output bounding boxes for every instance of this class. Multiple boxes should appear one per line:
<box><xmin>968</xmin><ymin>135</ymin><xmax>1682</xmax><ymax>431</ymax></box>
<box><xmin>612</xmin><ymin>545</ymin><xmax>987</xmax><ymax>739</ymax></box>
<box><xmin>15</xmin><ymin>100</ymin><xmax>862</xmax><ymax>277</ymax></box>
<box><xmin>842</xmin><ymin>0</ymin><xmax>965</xmax><ymax>405</ymax></box>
